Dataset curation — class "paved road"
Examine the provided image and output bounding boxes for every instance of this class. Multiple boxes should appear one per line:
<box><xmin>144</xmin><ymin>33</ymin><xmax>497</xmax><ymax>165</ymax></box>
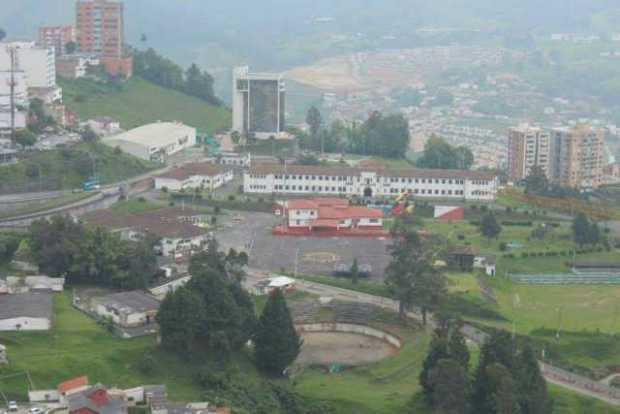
<box><xmin>245</xmin><ymin>269</ymin><xmax>620</xmax><ymax>406</ymax></box>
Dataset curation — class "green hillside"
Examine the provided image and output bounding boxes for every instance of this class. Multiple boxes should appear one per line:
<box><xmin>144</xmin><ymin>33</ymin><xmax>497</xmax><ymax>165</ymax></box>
<box><xmin>60</xmin><ymin>77</ymin><xmax>231</xmax><ymax>134</ymax></box>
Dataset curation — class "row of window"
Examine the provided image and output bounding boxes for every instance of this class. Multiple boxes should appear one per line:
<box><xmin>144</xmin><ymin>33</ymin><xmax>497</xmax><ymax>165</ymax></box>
<box><xmin>388</xmin><ymin>188</ymin><xmax>465</xmax><ymax>196</ymax></box>
<box><xmin>275</xmin><ymin>185</ymin><xmax>345</xmax><ymax>192</ymax></box>
<box><xmin>271</xmin><ymin>174</ymin><xmax>473</xmax><ymax>185</ymax></box>
<box><xmin>248</xmin><ymin>185</ymin><xmax>267</xmax><ymax>190</ymax></box>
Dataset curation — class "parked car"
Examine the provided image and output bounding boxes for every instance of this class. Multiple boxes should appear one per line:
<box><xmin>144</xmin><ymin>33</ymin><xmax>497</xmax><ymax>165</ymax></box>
<box><xmin>7</xmin><ymin>401</ymin><xmax>17</xmax><ymax>412</ymax></box>
<box><xmin>29</xmin><ymin>408</ymin><xmax>44</xmax><ymax>414</ymax></box>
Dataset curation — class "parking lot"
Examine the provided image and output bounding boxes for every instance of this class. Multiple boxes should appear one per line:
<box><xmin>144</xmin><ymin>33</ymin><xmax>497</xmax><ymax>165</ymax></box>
<box><xmin>214</xmin><ymin>211</ymin><xmax>392</xmax><ymax>279</ymax></box>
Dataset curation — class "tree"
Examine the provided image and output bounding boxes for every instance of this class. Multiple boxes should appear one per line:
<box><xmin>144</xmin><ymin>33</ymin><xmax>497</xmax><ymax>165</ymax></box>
<box><xmin>385</xmin><ymin>221</ymin><xmax>446</xmax><ymax>323</ymax></box>
<box><xmin>157</xmin><ymin>287</ymin><xmax>205</xmax><ymax>353</ymax></box>
<box><xmin>420</xmin><ymin>334</ymin><xmax>450</xmax><ymax>397</ymax></box>
<box><xmin>524</xmin><ymin>166</ymin><xmax>548</xmax><ymax>194</ymax></box>
<box><xmin>254</xmin><ymin>289</ymin><xmax>302</xmax><ymax>375</ymax></box>
<box><xmin>306</xmin><ymin>106</ymin><xmax>322</xmax><ymax>140</ymax></box>
<box><xmin>480</xmin><ymin>212</ymin><xmax>502</xmax><ymax>241</ymax></box>
<box><xmin>448</xmin><ymin>325</ymin><xmax>470</xmax><ymax>371</ymax></box>
<box><xmin>15</xmin><ymin>129</ymin><xmax>37</xmax><ymax>147</ymax></box>
<box><xmin>351</xmin><ymin>258</ymin><xmax>359</xmax><ymax>285</ymax></box>
<box><xmin>428</xmin><ymin>359</ymin><xmax>470</xmax><ymax>414</ymax></box>
<box><xmin>416</xmin><ymin>136</ymin><xmax>474</xmax><ymax>170</ymax></box>
<box><xmin>0</xmin><ymin>28</ymin><xmax>6</xmax><ymax>42</ymax></box>
<box><xmin>572</xmin><ymin>212</ymin><xmax>600</xmax><ymax>246</ymax></box>
<box><xmin>80</xmin><ymin>126</ymin><xmax>98</xmax><ymax>142</ymax></box>
<box><xmin>481</xmin><ymin>363</ymin><xmax>522</xmax><ymax>414</ymax></box>
<box><xmin>65</xmin><ymin>41</ymin><xmax>77</xmax><ymax>55</ymax></box>
<box><xmin>516</xmin><ymin>344</ymin><xmax>553</xmax><ymax>414</ymax></box>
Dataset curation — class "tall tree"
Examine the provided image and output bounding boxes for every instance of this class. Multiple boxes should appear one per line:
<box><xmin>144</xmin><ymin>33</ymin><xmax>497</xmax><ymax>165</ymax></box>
<box><xmin>254</xmin><ymin>289</ymin><xmax>302</xmax><ymax>375</ymax></box>
<box><xmin>306</xmin><ymin>106</ymin><xmax>322</xmax><ymax>140</ymax></box>
<box><xmin>157</xmin><ymin>287</ymin><xmax>205</xmax><ymax>353</ymax></box>
<box><xmin>351</xmin><ymin>258</ymin><xmax>359</xmax><ymax>285</ymax></box>
<box><xmin>572</xmin><ymin>212</ymin><xmax>593</xmax><ymax>247</ymax></box>
<box><xmin>480</xmin><ymin>212</ymin><xmax>502</xmax><ymax>241</ymax></box>
<box><xmin>420</xmin><ymin>334</ymin><xmax>450</xmax><ymax>397</ymax></box>
<box><xmin>416</xmin><ymin>136</ymin><xmax>474</xmax><ymax>170</ymax></box>
<box><xmin>448</xmin><ymin>326</ymin><xmax>470</xmax><ymax>371</ymax></box>
<box><xmin>516</xmin><ymin>345</ymin><xmax>553</xmax><ymax>414</ymax></box>
<box><xmin>524</xmin><ymin>165</ymin><xmax>549</xmax><ymax>194</ymax></box>
<box><xmin>428</xmin><ymin>358</ymin><xmax>470</xmax><ymax>414</ymax></box>
<box><xmin>386</xmin><ymin>222</ymin><xmax>446</xmax><ymax>323</ymax></box>
<box><xmin>482</xmin><ymin>363</ymin><xmax>522</xmax><ymax>414</ymax></box>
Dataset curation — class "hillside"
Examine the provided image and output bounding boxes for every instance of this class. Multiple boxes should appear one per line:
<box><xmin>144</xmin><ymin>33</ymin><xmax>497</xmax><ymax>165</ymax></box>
<box><xmin>0</xmin><ymin>142</ymin><xmax>160</xmax><ymax>193</ymax></box>
<box><xmin>60</xmin><ymin>77</ymin><xmax>231</xmax><ymax>135</ymax></box>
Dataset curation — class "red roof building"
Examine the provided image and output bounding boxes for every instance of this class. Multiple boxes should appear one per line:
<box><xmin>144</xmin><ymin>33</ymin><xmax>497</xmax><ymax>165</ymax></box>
<box><xmin>58</xmin><ymin>376</ymin><xmax>90</xmax><ymax>396</ymax></box>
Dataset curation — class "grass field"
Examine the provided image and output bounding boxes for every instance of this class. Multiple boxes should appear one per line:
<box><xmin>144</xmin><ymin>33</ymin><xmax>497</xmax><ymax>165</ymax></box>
<box><xmin>0</xmin><ymin>293</ymin><xmax>203</xmax><ymax>402</ymax></box>
<box><xmin>61</xmin><ymin>77</ymin><xmax>231</xmax><ymax>135</ymax></box>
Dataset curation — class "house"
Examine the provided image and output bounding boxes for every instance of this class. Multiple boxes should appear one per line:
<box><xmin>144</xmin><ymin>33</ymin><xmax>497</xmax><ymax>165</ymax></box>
<box><xmin>93</xmin><ymin>291</ymin><xmax>160</xmax><ymax>328</ymax></box>
<box><xmin>154</xmin><ymin>163</ymin><xmax>234</xmax><ymax>192</ymax></box>
<box><xmin>66</xmin><ymin>384</ymin><xmax>128</xmax><ymax>414</ymax></box>
<box><xmin>276</xmin><ymin>198</ymin><xmax>384</xmax><ymax>234</ymax></box>
<box><xmin>81</xmin><ymin>207</ymin><xmax>210</xmax><ymax>257</ymax></box>
<box><xmin>474</xmin><ymin>255</ymin><xmax>497</xmax><ymax>276</ymax></box>
<box><xmin>0</xmin><ymin>293</ymin><xmax>53</xmax><ymax>331</ymax></box>
<box><xmin>447</xmin><ymin>246</ymin><xmax>479</xmax><ymax>272</ymax></box>
<box><xmin>58</xmin><ymin>376</ymin><xmax>91</xmax><ymax>399</ymax></box>
<box><xmin>216</xmin><ymin>152</ymin><xmax>251</xmax><ymax>168</ymax></box>
<box><xmin>152</xmin><ymin>402</ymin><xmax>230</xmax><ymax>414</ymax></box>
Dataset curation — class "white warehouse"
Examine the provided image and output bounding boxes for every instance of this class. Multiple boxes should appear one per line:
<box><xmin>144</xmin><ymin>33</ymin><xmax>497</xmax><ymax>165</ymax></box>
<box><xmin>154</xmin><ymin>162</ymin><xmax>234</xmax><ymax>191</ymax></box>
<box><xmin>103</xmin><ymin>122</ymin><xmax>196</xmax><ymax>163</ymax></box>
<box><xmin>244</xmin><ymin>163</ymin><xmax>498</xmax><ymax>201</ymax></box>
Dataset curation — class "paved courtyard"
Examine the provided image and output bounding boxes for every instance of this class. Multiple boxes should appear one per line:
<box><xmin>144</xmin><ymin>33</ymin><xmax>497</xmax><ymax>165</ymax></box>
<box><xmin>214</xmin><ymin>211</ymin><xmax>392</xmax><ymax>279</ymax></box>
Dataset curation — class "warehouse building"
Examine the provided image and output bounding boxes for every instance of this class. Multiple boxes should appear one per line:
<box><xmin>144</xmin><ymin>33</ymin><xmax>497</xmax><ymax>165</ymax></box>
<box><xmin>154</xmin><ymin>163</ymin><xmax>234</xmax><ymax>191</ymax></box>
<box><xmin>244</xmin><ymin>163</ymin><xmax>498</xmax><ymax>201</ymax></box>
<box><xmin>103</xmin><ymin>122</ymin><xmax>196</xmax><ymax>163</ymax></box>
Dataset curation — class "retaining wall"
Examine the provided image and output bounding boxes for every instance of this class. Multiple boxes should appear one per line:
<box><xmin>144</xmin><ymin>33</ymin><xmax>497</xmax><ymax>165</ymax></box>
<box><xmin>296</xmin><ymin>323</ymin><xmax>403</xmax><ymax>349</ymax></box>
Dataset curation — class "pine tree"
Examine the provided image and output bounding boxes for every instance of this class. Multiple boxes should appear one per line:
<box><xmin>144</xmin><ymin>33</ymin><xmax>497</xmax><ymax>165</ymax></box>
<box><xmin>480</xmin><ymin>212</ymin><xmax>502</xmax><ymax>241</ymax></box>
<box><xmin>428</xmin><ymin>358</ymin><xmax>470</xmax><ymax>414</ymax></box>
<box><xmin>483</xmin><ymin>363</ymin><xmax>521</xmax><ymax>414</ymax></box>
<box><xmin>448</xmin><ymin>327</ymin><xmax>470</xmax><ymax>371</ymax></box>
<box><xmin>516</xmin><ymin>345</ymin><xmax>553</xmax><ymax>414</ymax></box>
<box><xmin>254</xmin><ymin>289</ymin><xmax>302</xmax><ymax>375</ymax></box>
<box><xmin>351</xmin><ymin>258</ymin><xmax>359</xmax><ymax>285</ymax></box>
<box><xmin>420</xmin><ymin>334</ymin><xmax>450</xmax><ymax>398</ymax></box>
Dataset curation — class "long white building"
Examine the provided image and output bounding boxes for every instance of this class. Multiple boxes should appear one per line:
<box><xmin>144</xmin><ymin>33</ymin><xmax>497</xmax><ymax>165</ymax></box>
<box><xmin>244</xmin><ymin>163</ymin><xmax>498</xmax><ymax>201</ymax></box>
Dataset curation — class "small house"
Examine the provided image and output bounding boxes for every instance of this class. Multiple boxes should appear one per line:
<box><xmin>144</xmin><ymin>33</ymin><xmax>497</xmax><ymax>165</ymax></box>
<box><xmin>93</xmin><ymin>291</ymin><xmax>160</xmax><ymax>328</ymax></box>
<box><xmin>447</xmin><ymin>246</ymin><xmax>479</xmax><ymax>272</ymax></box>
<box><xmin>0</xmin><ymin>293</ymin><xmax>53</xmax><ymax>331</ymax></box>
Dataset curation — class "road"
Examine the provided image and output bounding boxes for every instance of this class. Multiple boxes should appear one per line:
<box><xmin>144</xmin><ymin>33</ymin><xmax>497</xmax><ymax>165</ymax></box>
<box><xmin>245</xmin><ymin>269</ymin><xmax>620</xmax><ymax>406</ymax></box>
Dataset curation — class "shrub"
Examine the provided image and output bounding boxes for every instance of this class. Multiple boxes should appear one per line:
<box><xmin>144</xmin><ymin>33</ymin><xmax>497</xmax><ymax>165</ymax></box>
<box><xmin>138</xmin><ymin>197</ymin><xmax>146</xmax><ymax>203</ymax></box>
<box><xmin>457</xmin><ymin>234</ymin><xmax>465</xmax><ymax>241</ymax></box>
<box><xmin>228</xmin><ymin>195</ymin><xmax>236</xmax><ymax>201</ymax></box>
<box><xmin>161</xmin><ymin>186</ymin><xmax>168</xmax><ymax>193</ymax></box>
<box><xmin>499</xmin><ymin>242</ymin><xmax>507</xmax><ymax>251</ymax></box>
<box><xmin>214</xmin><ymin>206</ymin><xmax>221</xmax><ymax>214</ymax></box>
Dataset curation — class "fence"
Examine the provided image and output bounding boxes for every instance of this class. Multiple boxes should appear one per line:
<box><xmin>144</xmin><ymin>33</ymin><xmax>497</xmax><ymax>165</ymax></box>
<box><xmin>509</xmin><ymin>273</ymin><xmax>620</xmax><ymax>285</ymax></box>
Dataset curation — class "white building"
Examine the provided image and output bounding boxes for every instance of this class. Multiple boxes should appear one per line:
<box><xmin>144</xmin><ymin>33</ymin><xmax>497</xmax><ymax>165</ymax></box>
<box><xmin>93</xmin><ymin>291</ymin><xmax>160</xmax><ymax>328</ymax></box>
<box><xmin>0</xmin><ymin>293</ymin><xmax>53</xmax><ymax>331</ymax></box>
<box><xmin>154</xmin><ymin>162</ymin><xmax>234</xmax><ymax>191</ymax></box>
<box><xmin>232</xmin><ymin>66</ymin><xmax>286</xmax><ymax>139</ymax></box>
<box><xmin>245</xmin><ymin>163</ymin><xmax>498</xmax><ymax>201</ymax></box>
<box><xmin>0</xmin><ymin>41</ymin><xmax>56</xmax><ymax>89</ymax></box>
<box><xmin>278</xmin><ymin>198</ymin><xmax>384</xmax><ymax>230</ymax></box>
<box><xmin>0</xmin><ymin>70</ymin><xmax>29</xmax><ymax>108</ymax></box>
<box><xmin>103</xmin><ymin>122</ymin><xmax>196</xmax><ymax>162</ymax></box>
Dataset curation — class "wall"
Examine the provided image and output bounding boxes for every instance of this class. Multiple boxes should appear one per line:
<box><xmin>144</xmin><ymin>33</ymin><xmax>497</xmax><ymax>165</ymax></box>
<box><xmin>296</xmin><ymin>323</ymin><xmax>402</xmax><ymax>349</ymax></box>
<box><xmin>149</xmin><ymin>276</ymin><xmax>191</xmax><ymax>299</ymax></box>
<box><xmin>0</xmin><ymin>317</ymin><xmax>50</xmax><ymax>331</ymax></box>
<box><xmin>154</xmin><ymin>177</ymin><xmax>184</xmax><ymax>191</ymax></box>
<box><xmin>29</xmin><ymin>390</ymin><xmax>60</xmax><ymax>402</ymax></box>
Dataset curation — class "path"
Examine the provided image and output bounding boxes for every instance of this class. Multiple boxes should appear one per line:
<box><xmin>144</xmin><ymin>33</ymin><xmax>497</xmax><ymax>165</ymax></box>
<box><xmin>245</xmin><ymin>269</ymin><xmax>620</xmax><ymax>406</ymax></box>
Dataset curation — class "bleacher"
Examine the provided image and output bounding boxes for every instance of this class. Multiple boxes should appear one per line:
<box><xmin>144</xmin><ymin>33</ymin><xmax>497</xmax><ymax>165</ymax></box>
<box><xmin>509</xmin><ymin>273</ymin><xmax>620</xmax><ymax>285</ymax></box>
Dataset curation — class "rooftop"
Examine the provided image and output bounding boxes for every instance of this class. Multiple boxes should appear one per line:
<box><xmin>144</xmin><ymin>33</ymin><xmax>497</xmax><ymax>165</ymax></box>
<box><xmin>0</xmin><ymin>292</ymin><xmax>53</xmax><ymax>320</ymax></box>
<box><xmin>96</xmin><ymin>291</ymin><xmax>160</xmax><ymax>315</ymax></box>
<box><xmin>104</xmin><ymin>122</ymin><xmax>195</xmax><ymax>148</ymax></box>
<box><xmin>157</xmin><ymin>162</ymin><xmax>231</xmax><ymax>181</ymax></box>
<box><xmin>58</xmin><ymin>376</ymin><xmax>89</xmax><ymax>394</ymax></box>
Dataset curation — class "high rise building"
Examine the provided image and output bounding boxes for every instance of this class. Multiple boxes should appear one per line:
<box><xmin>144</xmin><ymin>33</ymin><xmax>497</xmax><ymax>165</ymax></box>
<box><xmin>232</xmin><ymin>66</ymin><xmax>286</xmax><ymax>139</ymax></box>
<box><xmin>76</xmin><ymin>0</ymin><xmax>132</xmax><ymax>78</ymax></box>
<box><xmin>38</xmin><ymin>26</ymin><xmax>76</xmax><ymax>57</ymax></box>
<box><xmin>0</xmin><ymin>42</ymin><xmax>56</xmax><ymax>89</ymax></box>
<box><xmin>551</xmin><ymin>125</ymin><xmax>605</xmax><ymax>190</ymax></box>
<box><xmin>507</xmin><ymin>124</ymin><xmax>551</xmax><ymax>181</ymax></box>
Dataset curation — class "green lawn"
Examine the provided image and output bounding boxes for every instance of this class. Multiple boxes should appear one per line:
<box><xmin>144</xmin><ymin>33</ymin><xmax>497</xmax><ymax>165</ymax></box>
<box><xmin>61</xmin><ymin>77</ymin><xmax>231</xmax><ymax>135</ymax></box>
<box><xmin>550</xmin><ymin>385</ymin><xmax>620</xmax><ymax>414</ymax></box>
<box><xmin>0</xmin><ymin>293</ymin><xmax>203</xmax><ymax>402</ymax></box>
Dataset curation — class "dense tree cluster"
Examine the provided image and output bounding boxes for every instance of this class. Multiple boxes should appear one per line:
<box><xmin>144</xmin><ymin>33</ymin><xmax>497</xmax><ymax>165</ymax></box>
<box><xmin>29</xmin><ymin>216</ymin><xmax>160</xmax><ymax>289</ymax></box>
<box><xmin>421</xmin><ymin>329</ymin><xmax>552</xmax><ymax>414</ymax></box>
<box><xmin>523</xmin><ymin>166</ymin><xmax>582</xmax><ymax>198</ymax></box>
<box><xmin>572</xmin><ymin>212</ymin><xmax>601</xmax><ymax>247</ymax></box>
<box><xmin>0</xmin><ymin>232</ymin><xmax>21</xmax><ymax>265</ymax></box>
<box><xmin>299</xmin><ymin>109</ymin><xmax>410</xmax><ymax>158</ymax></box>
<box><xmin>133</xmin><ymin>48</ymin><xmax>220</xmax><ymax>106</ymax></box>
<box><xmin>416</xmin><ymin>136</ymin><xmax>474</xmax><ymax>170</ymax></box>
<box><xmin>385</xmin><ymin>217</ymin><xmax>447</xmax><ymax>324</ymax></box>
<box><xmin>157</xmin><ymin>239</ymin><xmax>256</xmax><ymax>356</ymax></box>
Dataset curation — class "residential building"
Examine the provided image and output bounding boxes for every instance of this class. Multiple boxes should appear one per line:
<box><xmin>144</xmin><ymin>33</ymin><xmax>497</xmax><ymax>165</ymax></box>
<box><xmin>216</xmin><ymin>151</ymin><xmax>252</xmax><ymax>168</ymax></box>
<box><xmin>0</xmin><ymin>41</ymin><xmax>57</xmax><ymax>89</ymax></box>
<box><xmin>507</xmin><ymin>124</ymin><xmax>551</xmax><ymax>181</ymax></box>
<box><xmin>277</xmin><ymin>198</ymin><xmax>384</xmax><ymax>232</ymax></box>
<box><xmin>551</xmin><ymin>125</ymin><xmax>605</xmax><ymax>189</ymax></box>
<box><xmin>93</xmin><ymin>291</ymin><xmax>160</xmax><ymax>328</ymax></box>
<box><xmin>81</xmin><ymin>207</ymin><xmax>210</xmax><ymax>257</ymax></box>
<box><xmin>102</xmin><ymin>122</ymin><xmax>196</xmax><ymax>162</ymax></box>
<box><xmin>154</xmin><ymin>163</ymin><xmax>234</xmax><ymax>191</ymax></box>
<box><xmin>245</xmin><ymin>163</ymin><xmax>498</xmax><ymax>201</ymax></box>
<box><xmin>76</xmin><ymin>0</ymin><xmax>133</xmax><ymax>77</ymax></box>
<box><xmin>232</xmin><ymin>66</ymin><xmax>286</xmax><ymax>139</ymax></box>
<box><xmin>67</xmin><ymin>384</ymin><xmax>128</xmax><ymax>414</ymax></box>
<box><xmin>0</xmin><ymin>293</ymin><xmax>53</xmax><ymax>331</ymax></box>
<box><xmin>56</xmin><ymin>54</ymin><xmax>96</xmax><ymax>79</ymax></box>
<box><xmin>38</xmin><ymin>25</ymin><xmax>76</xmax><ymax>56</ymax></box>
<box><xmin>6</xmin><ymin>276</ymin><xmax>65</xmax><ymax>293</ymax></box>
<box><xmin>85</xmin><ymin>116</ymin><xmax>120</xmax><ymax>135</ymax></box>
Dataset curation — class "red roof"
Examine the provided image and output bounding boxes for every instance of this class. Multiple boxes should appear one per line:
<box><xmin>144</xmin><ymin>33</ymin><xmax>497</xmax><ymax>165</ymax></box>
<box><xmin>287</xmin><ymin>199</ymin><xmax>319</xmax><ymax>209</ymax></box>
<box><xmin>312</xmin><ymin>219</ymin><xmax>341</xmax><ymax>228</ymax></box>
<box><xmin>58</xmin><ymin>376</ymin><xmax>89</xmax><ymax>394</ymax></box>
<box><xmin>318</xmin><ymin>206</ymin><xmax>383</xmax><ymax>220</ymax></box>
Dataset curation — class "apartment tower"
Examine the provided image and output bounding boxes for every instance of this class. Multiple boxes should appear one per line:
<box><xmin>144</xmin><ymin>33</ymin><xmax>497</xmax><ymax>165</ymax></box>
<box><xmin>38</xmin><ymin>26</ymin><xmax>76</xmax><ymax>57</ymax></box>
<box><xmin>75</xmin><ymin>0</ymin><xmax>132</xmax><ymax>77</ymax></box>
<box><xmin>551</xmin><ymin>125</ymin><xmax>605</xmax><ymax>190</ymax></box>
<box><xmin>507</xmin><ymin>124</ymin><xmax>551</xmax><ymax>181</ymax></box>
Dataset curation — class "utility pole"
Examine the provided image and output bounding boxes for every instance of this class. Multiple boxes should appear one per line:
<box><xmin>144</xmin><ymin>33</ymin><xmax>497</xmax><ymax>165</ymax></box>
<box><xmin>7</xmin><ymin>45</ymin><xmax>17</xmax><ymax>148</ymax></box>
